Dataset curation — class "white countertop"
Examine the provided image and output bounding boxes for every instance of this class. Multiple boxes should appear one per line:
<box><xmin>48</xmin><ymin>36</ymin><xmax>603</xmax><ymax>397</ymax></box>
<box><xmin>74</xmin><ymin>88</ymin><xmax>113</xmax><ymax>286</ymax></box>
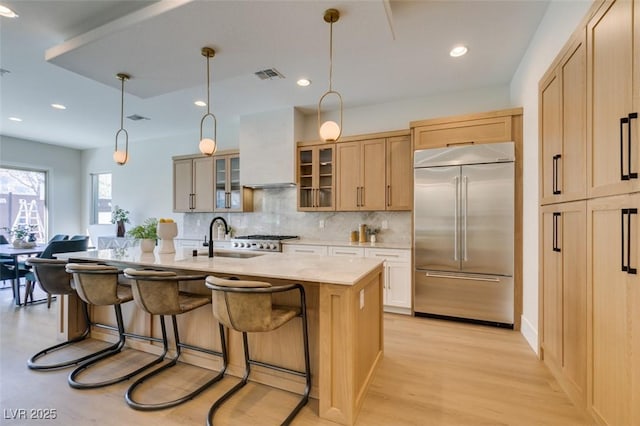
<box><xmin>58</xmin><ymin>247</ymin><xmax>383</xmax><ymax>286</ymax></box>
<box><xmin>283</xmin><ymin>238</ymin><xmax>411</xmax><ymax>250</ymax></box>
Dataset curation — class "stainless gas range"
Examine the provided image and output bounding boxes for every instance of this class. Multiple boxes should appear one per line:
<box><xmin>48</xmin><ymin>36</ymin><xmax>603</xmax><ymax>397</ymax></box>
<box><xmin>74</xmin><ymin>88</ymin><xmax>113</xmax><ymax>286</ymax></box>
<box><xmin>226</xmin><ymin>235</ymin><xmax>299</xmax><ymax>252</ymax></box>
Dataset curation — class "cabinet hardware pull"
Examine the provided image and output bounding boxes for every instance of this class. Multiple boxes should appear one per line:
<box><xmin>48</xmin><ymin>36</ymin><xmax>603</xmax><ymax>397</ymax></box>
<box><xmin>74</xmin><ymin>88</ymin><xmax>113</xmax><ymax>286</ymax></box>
<box><xmin>453</xmin><ymin>176</ymin><xmax>459</xmax><ymax>261</ymax></box>
<box><xmin>424</xmin><ymin>272</ymin><xmax>500</xmax><ymax>283</ymax></box>
<box><xmin>553</xmin><ymin>212</ymin><xmax>561</xmax><ymax>252</ymax></box>
<box><xmin>552</xmin><ymin>154</ymin><xmax>562</xmax><ymax>195</ymax></box>
<box><xmin>621</xmin><ymin>117</ymin><xmax>630</xmax><ymax>180</ymax></box>
<box><xmin>629</xmin><ymin>113</ymin><xmax>638</xmax><ymax>179</ymax></box>
<box><xmin>387</xmin><ymin>185</ymin><xmax>391</xmax><ymax>207</ymax></box>
<box><xmin>620</xmin><ymin>208</ymin><xmax>638</xmax><ymax>275</ymax></box>
<box><xmin>361</xmin><ymin>186</ymin><xmax>365</xmax><ymax>207</ymax></box>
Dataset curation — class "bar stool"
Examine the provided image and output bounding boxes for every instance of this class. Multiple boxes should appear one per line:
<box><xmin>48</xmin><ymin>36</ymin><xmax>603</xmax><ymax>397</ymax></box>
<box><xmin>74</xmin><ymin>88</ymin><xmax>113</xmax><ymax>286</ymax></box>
<box><xmin>24</xmin><ymin>258</ymin><xmax>114</xmax><ymax>370</ymax></box>
<box><xmin>65</xmin><ymin>263</ymin><xmax>166</xmax><ymax>389</ymax></box>
<box><xmin>122</xmin><ymin>268</ymin><xmax>228</xmax><ymax>410</ymax></box>
<box><xmin>204</xmin><ymin>276</ymin><xmax>311</xmax><ymax>426</ymax></box>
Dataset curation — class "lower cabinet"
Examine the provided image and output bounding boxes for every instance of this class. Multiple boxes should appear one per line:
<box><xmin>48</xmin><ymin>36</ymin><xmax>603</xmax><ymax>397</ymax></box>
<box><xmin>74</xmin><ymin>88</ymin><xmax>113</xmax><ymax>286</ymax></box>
<box><xmin>540</xmin><ymin>202</ymin><xmax>587</xmax><ymax>406</ymax></box>
<box><xmin>587</xmin><ymin>193</ymin><xmax>640</xmax><ymax>426</ymax></box>
<box><xmin>283</xmin><ymin>243</ymin><xmax>412</xmax><ymax>314</ymax></box>
<box><xmin>365</xmin><ymin>248</ymin><xmax>411</xmax><ymax>314</ymax></box>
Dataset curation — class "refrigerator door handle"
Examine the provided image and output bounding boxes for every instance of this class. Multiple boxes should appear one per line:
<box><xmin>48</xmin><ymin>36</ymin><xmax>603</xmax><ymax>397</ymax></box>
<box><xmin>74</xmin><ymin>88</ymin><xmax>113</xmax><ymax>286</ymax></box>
<box><xmin>454</xmin><ymin>176</ymin><xmax>459</xmax><ymax>261</ymax></box>
<box><xmin>424</xmin><ymin>272</ymin><xmax>501</xmax><ymax>283</ymax></box>
<box><xmin>463</xmin><ymin>175</ymin><xmax>468</xmax><ymax>261</ymax></box>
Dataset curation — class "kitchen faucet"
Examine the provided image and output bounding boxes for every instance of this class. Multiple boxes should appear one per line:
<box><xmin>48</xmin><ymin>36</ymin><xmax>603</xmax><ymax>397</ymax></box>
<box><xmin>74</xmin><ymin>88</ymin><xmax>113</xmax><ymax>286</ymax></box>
<box><xmin>208</xmin><ymin>216</ymin><xmax>229</xmax><ymax>258</ymax></box>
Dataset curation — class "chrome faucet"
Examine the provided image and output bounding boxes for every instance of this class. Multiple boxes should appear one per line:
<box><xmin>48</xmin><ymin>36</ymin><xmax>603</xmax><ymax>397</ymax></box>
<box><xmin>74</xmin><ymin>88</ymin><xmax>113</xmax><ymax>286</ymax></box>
<box><xmin>208</xmin><ymin>216</ymin><xmax>229</xmax><ymax>258</ymax></box>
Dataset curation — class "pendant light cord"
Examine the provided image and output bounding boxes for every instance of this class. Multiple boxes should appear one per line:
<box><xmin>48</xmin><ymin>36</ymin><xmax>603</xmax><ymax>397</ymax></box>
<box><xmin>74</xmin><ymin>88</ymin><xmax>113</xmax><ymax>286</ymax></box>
<box><xmin>206</xmin><ymin>54</ymin><xmax>211</xmax><ymax>115</ymax></box>
<box><xmin>119</xmin><ymin>76</ymin><xmax>125</xmax><ymax>130</ymax></box>
<box><xmin>328</xmin><ymin>20</ymin><xmax>333</xmax><ymax>92</ymax></box>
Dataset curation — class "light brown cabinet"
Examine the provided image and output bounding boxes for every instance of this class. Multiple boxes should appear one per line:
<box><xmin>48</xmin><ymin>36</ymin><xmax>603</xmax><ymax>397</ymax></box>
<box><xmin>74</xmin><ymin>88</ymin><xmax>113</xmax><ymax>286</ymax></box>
<box><xmin>538</xmin><ymin>1</ymin><xmax>640</xmax><ymax>424</ymax></box>
<box><xmin>539</xmin><ymin>202</ymin><xmax>587</xmax><ymax>406</ymax></box>
<box><xmin>297</xmin><ymin>144</ymin><xmax>335</xmax><ymax>211</ymax></box>
<box><xmin>336</xmin><ymin>139</ymin><xmax>386</xmax><ymax>211</ymax></box>
<box><xmin>214</xmin><ymin>152</ymin><xmax>252</xmax><ymax>212</ymax></box>
<box><xmin>386</xmin><ymin>135</ymin><xmax>413</xmax><ymax>210</ymax></box>
<box><xmin>539</xmin><ymin>32</ymin><xmax>587</xmax><ymax>204</ymax></box>
<box><xmin>587</xmin><ymin>193</ymin><xmax>639</xmax><ymax>426</ymax></box>
<box><xmin>173</xmin><ymin>156</ymin><xmax>214</xmax><ymax>212</ymax></box>
<box><xmin>587</xmin><ymin>0</ymin><xmax>639</xmax><ymax>198</ymax></box>
<box><xmin>412</xmin><ymin>113</ymin><xmax>513</xmax><ymax>150</ymax></box>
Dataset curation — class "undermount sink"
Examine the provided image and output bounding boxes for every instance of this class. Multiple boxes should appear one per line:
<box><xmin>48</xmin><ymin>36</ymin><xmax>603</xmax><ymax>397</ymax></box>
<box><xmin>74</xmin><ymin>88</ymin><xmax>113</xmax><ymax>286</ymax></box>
<box><xmin>195</xmin><ymin>250</ymin><xmax>264</xmax><ymax>259</ymax></box>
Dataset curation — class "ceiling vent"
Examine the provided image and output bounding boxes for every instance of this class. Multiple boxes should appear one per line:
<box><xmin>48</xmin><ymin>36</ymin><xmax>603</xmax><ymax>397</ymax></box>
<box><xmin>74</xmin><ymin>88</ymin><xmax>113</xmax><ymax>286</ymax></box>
<box><xmin>254</xmin><ymin>68</ymin><xmax>285</xmax><ymax>80</ymax></box>
<box><xmin>127</xmin><ymin>114</ymin><xmax>150</xmax><ymax>121</ymax></box>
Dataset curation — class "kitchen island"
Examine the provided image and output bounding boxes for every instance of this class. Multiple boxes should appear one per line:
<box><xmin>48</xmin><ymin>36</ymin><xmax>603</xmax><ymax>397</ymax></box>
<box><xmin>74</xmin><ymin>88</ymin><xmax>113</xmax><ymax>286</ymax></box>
<box><xmin>59</xmin><ymin>248</ymin><xmax>384</xmax><ymax>426</ymax></box>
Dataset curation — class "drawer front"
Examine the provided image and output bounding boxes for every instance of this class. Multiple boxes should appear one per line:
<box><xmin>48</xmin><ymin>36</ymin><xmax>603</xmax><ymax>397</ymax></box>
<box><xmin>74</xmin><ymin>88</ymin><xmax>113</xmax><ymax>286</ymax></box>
<box><xmin>328</xmin><ymin>246</ymin><xmax>364</xmax><ymax>257</ymax></box>
<box><xmin>282</xmin><ymin>244</ymin><xmax>328</xmax><ymax>255</ymax></box>
<box><xmin>365</xmin><ymin>248</ymin><xmax>410</xmax><ymax>262</ymax></box>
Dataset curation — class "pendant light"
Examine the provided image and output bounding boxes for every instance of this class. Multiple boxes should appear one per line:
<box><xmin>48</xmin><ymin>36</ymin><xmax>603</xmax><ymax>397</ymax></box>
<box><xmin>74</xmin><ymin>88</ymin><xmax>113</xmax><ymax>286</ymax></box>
<box><xmin>317</xmin><ymin>8</ymin><xmax>342</xmax><ymax>142</ymax></box>
<box><xmin>199</xmin><ymin>47</ymin><xmax>217</xmax><ymax>156</ymax></box>
<box><xmin>113</xmin><ymin>73</ymin><xmax>130</xmax><ymax>165</ymax></box>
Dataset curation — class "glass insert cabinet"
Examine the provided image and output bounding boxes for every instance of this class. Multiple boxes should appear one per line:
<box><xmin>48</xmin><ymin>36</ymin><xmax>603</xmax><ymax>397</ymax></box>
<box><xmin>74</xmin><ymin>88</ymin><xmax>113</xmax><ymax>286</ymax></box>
<box><xmin>297</xmin><ymin>144</ymin><xmax>335</xmax><ymax>211</ymax></box>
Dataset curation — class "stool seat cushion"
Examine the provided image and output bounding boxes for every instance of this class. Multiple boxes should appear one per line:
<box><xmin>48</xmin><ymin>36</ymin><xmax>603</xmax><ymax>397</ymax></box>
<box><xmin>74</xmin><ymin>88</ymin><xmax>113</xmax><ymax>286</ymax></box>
<box><xmin>66</xmin><ymin>263</ymin><xmax>131</xmax><ymax>306</ymax></box>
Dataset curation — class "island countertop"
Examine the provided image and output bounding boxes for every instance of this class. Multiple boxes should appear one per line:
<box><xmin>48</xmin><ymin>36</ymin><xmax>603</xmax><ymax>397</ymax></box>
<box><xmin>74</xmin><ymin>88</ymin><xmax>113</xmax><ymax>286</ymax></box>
<box><xmin>59</xmin><ymin>247</ymin><xmax>384</xmax><ymax>286</ymax></box>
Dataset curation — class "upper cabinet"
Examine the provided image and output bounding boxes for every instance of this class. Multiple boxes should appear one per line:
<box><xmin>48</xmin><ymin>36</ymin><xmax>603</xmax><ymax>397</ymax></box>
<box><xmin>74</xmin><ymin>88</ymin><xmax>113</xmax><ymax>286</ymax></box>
<box><xmin>412</xmin><ymin>112</ymin><xmax>514</xmax><ymax>150</ymax></box>
<box><xmin>173</xmin><ymin>156</ymin><xmax>214</xmax><ymax>213</ymax></box>
<box><xmin>214</xmin><ymin>152</ymin><xmax>252</xmax><ymax>212</ymax></box>
<box><xmin>539</xmin><ymin>31</ymin><xmax>587</xmax><ymax>204</ymax></box>
<box><xmin>173</xmin><ymin>150</ymin><xmax>252</xmax><ymax>213</ymax></box>
<box><xmin>297</xmin><ymin>143</ymin><xmax>335</xmax><ymax>211</ymax></box>
<box><xmin>336</xmin><ymin>138</ymin><xmax>386</xmax><ymax>211</ymax></box>
<box><xmin>298</xmin><ymin>130</ymin><xmax>411</xmax><ymax>212</ymax></box>
<box><xmin>587</xmin><ymin>0</ymin><xmax>639</xmax><ymax>198</ymax></box>
<box><xmin>386</xmin><ymin>135</ymin><xmax>413</xmax><ymax>210</ymax></box>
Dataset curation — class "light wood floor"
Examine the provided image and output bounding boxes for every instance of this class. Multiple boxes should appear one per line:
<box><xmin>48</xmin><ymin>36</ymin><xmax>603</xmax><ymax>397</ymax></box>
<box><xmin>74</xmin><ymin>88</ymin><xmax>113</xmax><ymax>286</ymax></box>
<box><xmin>0</xmin><ymin>284</ymin><xmax>592</xmax><ymax>425</ymax></box>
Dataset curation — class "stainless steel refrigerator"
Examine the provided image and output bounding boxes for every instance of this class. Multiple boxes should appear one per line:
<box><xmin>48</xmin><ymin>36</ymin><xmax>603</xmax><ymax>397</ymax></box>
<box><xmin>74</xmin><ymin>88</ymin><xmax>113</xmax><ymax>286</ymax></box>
<box><xmin>413</xmin><ymin>141</ymin><xmax>514</xmax><ymax>327</ymax></box>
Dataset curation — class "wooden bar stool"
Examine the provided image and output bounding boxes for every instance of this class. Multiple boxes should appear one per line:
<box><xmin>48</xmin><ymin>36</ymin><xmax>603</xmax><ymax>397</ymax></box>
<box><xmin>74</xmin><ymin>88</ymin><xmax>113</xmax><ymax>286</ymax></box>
<box><xmin>204</xmin><ymin>276</ymin><xmax>311</xmax><ymax>426</ymax></box>
<box><xmin>65</xmin><ymin>263</ymin><xmax>166</xmax><ymax>389</ymax></box>
<box><xmin>24</xmin><ymin>258</ymin><xmax>114</xmax><ymax>370</ymax></box>
<box><xmin>122</xmin><ymin>268</ymin><xmax>228</xmax><ymax>411</ymax></box>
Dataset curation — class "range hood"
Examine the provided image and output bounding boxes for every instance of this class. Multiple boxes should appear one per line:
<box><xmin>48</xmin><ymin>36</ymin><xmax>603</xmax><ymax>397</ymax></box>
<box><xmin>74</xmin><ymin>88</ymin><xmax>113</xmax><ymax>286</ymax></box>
<box><xmin>239</xmin><ymin>107</ymin><xmax>303</xmax><ymax>188</ymax></box>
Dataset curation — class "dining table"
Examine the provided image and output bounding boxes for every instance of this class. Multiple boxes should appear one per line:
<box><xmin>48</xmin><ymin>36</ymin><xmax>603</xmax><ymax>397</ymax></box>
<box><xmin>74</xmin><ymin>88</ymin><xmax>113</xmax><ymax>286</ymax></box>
<box><xmin>0</xmin><ymin>243</ymin><xmax>46</xmax><ymax>306</ymax></box>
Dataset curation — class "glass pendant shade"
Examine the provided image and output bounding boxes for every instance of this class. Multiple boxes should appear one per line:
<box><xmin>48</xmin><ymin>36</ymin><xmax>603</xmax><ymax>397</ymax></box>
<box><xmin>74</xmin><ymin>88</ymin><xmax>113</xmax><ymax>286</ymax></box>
<box><xmin>113</xmin><ymin>149</ymin><xmax>128</xmax><ymax>165</ymax></box>
<box><xmin>199</xmin><ymin>137</ymin><xmax>216</xmax><ymax>155</ymax></box>
<box><xmin>319</xmin><ymin>120</ymin><xmax>340</xmax><ymax>142</ymax></box>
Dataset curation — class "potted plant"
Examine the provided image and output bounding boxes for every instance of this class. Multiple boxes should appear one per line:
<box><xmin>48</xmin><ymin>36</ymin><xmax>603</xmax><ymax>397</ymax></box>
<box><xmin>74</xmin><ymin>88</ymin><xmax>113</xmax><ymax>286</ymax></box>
<box><xmin>126</xmin><ymin>218</ymin><xmax>158</xmax><ymax>253</ymax></box>
<box><xmin>111</xmin><ymin>205</ymin><xmax>130</xmax><ymax>237</ymax></box>
<box><xmin>3</xmin><ymin>224</ymin><xmax>37</xmax><ymax>248</ymax></box>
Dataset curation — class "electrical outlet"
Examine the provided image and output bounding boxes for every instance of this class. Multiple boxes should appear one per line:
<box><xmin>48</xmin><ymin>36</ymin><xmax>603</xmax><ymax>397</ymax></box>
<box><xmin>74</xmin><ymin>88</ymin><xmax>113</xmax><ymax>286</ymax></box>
<box><xmin>381</xmin><ymin>220</ymin><xmax>388</xmax><ymax>229</ymax></box>
<box><xmin>359</xmin><ymin>289</ymin><xmax>365</xmax><ymax>309</ymax></box>
<box><xmin>319</xmin><ymin>220</ymin><xmax>325</xmax><ymax>229</ymax></box>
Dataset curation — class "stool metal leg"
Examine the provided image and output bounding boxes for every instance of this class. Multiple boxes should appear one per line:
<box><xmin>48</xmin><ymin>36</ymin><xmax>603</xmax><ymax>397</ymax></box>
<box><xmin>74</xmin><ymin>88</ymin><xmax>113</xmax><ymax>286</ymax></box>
<box><xmin>27</xmin><ymin>302</ymin><xmax>110</xmax><ymax>370</ymax></box>
<box><xmin>68</xmin><ymin>304</ymin><xmax>167</xmax><ymax>389</ymax></box>
<box><xmin>126</xmin><ymin>320</ymin><xmax>228</xmax><ymax>411</ymax></box>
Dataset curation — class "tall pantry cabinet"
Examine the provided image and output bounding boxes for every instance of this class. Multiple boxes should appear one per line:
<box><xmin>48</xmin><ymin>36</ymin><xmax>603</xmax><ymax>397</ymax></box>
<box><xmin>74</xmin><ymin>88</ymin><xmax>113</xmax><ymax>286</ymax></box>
<box><xmin>539</xmin><ymin>1</ymin><xmax>640</xmax><ymax>425</ymax></box>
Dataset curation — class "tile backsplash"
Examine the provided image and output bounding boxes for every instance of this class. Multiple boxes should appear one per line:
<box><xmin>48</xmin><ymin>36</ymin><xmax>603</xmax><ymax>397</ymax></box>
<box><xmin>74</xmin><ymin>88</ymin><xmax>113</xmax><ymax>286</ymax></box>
<box><xmin>182</xmin><ymin>188</ymin><xmax>411</xmax><ymax>244</ymax></box>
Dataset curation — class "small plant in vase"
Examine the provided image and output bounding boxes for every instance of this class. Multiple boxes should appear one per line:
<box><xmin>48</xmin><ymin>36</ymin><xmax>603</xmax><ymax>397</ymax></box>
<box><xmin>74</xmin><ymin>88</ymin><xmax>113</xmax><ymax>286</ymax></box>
<box><xmin>3</xmin><ymin>224</ymin><xmax>38</xmax><ymax>248</ymax></box>
<box><xmin>111</xmin><ymin>205</ymin><xmax>130</xmax><ymax>237</ymax></box>
<box><xmin>127</xmin><ymin>218</ymin><xmax>158</xmax><ymax>253</ymax></box>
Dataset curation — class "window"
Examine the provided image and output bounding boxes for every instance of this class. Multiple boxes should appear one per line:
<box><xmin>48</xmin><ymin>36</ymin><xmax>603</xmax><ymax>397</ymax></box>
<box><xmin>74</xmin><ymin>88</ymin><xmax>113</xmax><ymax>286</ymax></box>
<box><xmin>91</xmin><ymin>173</ymin><xmax>112</xmax><ymax>224</ymax></box>
<box><xmin>0</xmin><ymin>167</ymin><xmax>47</xmax><ymax>242</ymax></box>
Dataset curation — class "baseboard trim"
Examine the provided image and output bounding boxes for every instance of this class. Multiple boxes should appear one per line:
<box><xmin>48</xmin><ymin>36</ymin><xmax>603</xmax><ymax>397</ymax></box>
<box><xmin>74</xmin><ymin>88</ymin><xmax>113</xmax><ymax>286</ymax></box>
<box><xmin>520</xmin><ymin>314</ymin><xmax>538</xmax><ymax>356</ymax></box>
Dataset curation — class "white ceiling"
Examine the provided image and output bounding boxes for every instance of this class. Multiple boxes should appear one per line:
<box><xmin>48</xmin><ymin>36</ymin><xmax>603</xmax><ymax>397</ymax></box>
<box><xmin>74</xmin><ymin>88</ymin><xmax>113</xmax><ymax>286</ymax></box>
<box><xmin>0</xmin><ymin>0</ymin><xmax>550</xmax><ymax>150</ymax></box>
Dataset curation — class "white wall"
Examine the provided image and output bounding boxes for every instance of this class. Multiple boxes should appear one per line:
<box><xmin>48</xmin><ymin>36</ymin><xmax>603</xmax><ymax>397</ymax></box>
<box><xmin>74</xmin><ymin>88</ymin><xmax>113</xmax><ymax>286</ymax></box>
<box><xmin>509</xmin><ymin>0</ymin><xmax>592</xmax><ymax>353</ymax></box>
<box><xmin>0</xmin><ymin>135</ymin><xmax>83</xmax><ymax>236</ymax></box>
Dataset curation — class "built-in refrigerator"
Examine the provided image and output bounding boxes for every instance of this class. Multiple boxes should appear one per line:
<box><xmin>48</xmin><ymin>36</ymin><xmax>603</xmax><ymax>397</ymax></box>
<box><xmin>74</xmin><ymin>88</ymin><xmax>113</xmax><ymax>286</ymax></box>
<box><xmin>413</xmin><ymin>141</ymin><xmax>514</xmax><ymax>327</ymax></box>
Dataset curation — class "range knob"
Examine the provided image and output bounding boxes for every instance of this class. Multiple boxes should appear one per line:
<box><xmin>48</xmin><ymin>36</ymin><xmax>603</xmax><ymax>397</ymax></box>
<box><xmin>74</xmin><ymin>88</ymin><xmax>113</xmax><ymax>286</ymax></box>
<box><xmin>232</xmin><ymin>242</ymin><xmax>239</xmax><ymax>248</ymax></box>
<box><xmin>257</xmin><ymin>243</ymin><xmax>264</xmax><ymax>249</ymax></box>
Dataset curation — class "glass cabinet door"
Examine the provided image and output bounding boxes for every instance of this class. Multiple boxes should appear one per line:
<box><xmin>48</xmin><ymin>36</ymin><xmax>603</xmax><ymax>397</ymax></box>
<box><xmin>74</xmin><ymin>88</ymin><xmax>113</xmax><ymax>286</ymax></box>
<box><xmin>298</xmin><ymin>148</ymin><xmax>314</xmax><ymax>209</ymax></box>
<box><xmin>297</xmin><ymin>145</ymin><xmax>334</xmax><ymax>211</ymax></box>
<box><xmin>317</xmin><ymin>147</ymin><xmax>333</xmax><ymax>208</ymax></box>
<box><xmin>229</xmin><ymin>155</ymin><xmax>241</xmax><ymax>210</ymax></box>
<box><xmin>215</xmin><ymin>157</ymin><xmax>227</xmax><ymax>210</ymax></box>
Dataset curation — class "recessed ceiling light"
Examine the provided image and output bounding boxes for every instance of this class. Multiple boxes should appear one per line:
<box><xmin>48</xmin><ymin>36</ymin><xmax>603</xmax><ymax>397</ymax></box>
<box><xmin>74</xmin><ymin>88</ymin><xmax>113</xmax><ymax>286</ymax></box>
<box><xmin>51</xmin><ymin>103</ymin><xmax>66</xmax><ymax>110</ymax></box>
<box><xmin>450</xmin><ymin>45</ymin><xmax>468</xmax><ymax>58</ymax></box>
<box><xmin>194</xmin><ymin>100</ymin><xmax>206</xmax><ymax>107</ymax></box>
<box><xmin>297</xmin><ymin>78</ymin><xmax>311</xmax><ymax>87</ymax></box>
<box><xmin>8</xmin><ymin>117</ymin><xmax>22</xmax><ymax>122</ymax></box>
<box><xmin>0</xmin><ymin>5</ymin><xmax>18</xmax><ymax>18</ymax></box>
